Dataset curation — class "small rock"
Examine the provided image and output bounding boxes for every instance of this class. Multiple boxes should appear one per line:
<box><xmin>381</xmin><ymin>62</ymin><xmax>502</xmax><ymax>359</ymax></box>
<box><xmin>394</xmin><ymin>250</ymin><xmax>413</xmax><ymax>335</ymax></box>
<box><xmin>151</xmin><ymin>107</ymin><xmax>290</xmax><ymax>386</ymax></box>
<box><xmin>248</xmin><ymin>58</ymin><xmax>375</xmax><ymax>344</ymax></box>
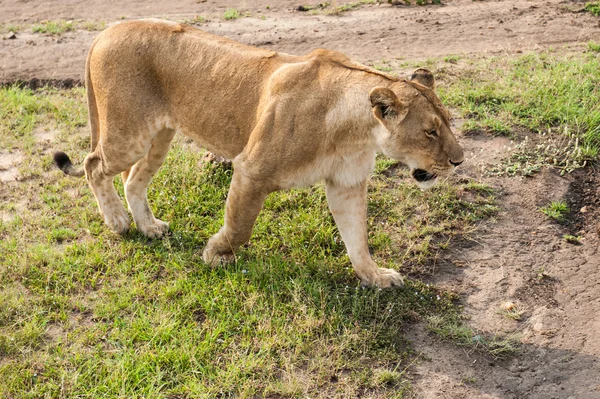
<box><xmin>580</xmin><ymin>206</ymin><xmax>588</xmax><ymax>213</ymax></box>
<box><xmin>6</xmin><ymin>31</ymin><xmax>17</xmax><ymax>40</ymax></box>
<box><xmin>501</xmin><ymin>301</ymin><xmax>516</xmax><ymax>311</ymax></box>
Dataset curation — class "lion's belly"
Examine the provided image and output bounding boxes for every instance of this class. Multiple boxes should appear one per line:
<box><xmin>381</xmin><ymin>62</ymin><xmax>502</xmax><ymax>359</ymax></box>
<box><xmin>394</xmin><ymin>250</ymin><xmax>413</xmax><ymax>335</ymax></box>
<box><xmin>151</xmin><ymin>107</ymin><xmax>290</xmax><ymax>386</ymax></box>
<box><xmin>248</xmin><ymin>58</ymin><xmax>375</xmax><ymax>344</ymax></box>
<box><xmin>174</xmin><ymin>119</ymin><xmax>250</xmax><ymax>160</ymax></box>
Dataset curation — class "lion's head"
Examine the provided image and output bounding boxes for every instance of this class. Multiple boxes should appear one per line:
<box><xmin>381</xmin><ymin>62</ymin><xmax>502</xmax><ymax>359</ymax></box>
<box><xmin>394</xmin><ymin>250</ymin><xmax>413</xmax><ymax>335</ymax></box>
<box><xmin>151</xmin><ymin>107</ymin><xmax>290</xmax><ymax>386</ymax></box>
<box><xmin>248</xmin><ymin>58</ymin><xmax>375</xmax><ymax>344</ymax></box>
<box><xmin>369</xmin><ymin>68</ymin><xmax>464</xmax><ymax>189</ymax></box>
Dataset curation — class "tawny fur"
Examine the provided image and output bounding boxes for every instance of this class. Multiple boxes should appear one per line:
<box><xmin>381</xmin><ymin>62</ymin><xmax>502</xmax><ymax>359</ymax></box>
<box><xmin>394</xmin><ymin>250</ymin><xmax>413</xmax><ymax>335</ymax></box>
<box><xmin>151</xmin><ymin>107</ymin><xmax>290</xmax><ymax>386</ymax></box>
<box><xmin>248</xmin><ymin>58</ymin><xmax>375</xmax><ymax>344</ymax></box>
<box><xmin>55</xmin><ymin>19</ymin><xmax>464</xmax><ymax>288</ymax></box>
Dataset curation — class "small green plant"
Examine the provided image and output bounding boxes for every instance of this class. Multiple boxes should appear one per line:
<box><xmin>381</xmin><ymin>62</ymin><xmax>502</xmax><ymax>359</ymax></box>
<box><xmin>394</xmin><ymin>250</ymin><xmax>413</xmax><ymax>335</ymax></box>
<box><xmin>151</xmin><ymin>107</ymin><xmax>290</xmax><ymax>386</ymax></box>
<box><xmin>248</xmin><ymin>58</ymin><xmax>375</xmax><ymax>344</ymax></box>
<box><xmin>374</xmin><ymin>369</ymin><xmax>408</xmax><ymax>388</ymax></box>
<box><xmin>498</xmin><ymin>302</ymin><xmax>524</xmax><ymax>321</ymax></box>
<box><xmin>585</xmin><ymin>2</ymin><xmax>600</xmax><ymax>16</ymax></box>
<box><xmin>588</xmin><ymin>41</ymin><xmax>600</xmax><ymax>52</ymax></box>
<box><xmin>192</xmin><ymin>15</ymin><xmax>207</xmax><ymax>24</ymax></box>
<box><xmin>536</xmin><ymin>267</ymin><xmax>551</xmax><ymax>280</ymax></box>
<box><xmin>563</xmin><ymin>234</ymin><xmax>582</xmax><ymax>244</ymax></box>
<box><xmin>223</xmin><ymin>8</ymin><xmax>241</xmax><ymax>20</ymax></box>
<box><xmin>462</xmin><ymin>375</ymin><xmax>477</xmax><ymax>385</ymax></box>
<box><xmin>540</xmin><ymin>201</ymin><xmax>569</xmax><ymax>222</ymax></box>
<box><xmin>444</xmin><ymin>55</ymin><xmax>460</xmax><ymax>64</ymax></box>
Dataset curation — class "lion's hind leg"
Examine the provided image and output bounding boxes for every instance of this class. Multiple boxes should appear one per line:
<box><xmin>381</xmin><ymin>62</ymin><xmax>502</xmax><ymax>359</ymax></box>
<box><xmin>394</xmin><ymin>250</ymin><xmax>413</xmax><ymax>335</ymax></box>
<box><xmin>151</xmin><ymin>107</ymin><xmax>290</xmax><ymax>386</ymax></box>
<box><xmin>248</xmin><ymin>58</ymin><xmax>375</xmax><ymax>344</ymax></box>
<box><xmin>123</xmin><ymin>128</ymin><xmax>176</xmax><ymax>238</ymax></box>
<box><xmin>84</xmin><ymin>152</ymin><xmax>131</xmax><ymax>235</ymax></box>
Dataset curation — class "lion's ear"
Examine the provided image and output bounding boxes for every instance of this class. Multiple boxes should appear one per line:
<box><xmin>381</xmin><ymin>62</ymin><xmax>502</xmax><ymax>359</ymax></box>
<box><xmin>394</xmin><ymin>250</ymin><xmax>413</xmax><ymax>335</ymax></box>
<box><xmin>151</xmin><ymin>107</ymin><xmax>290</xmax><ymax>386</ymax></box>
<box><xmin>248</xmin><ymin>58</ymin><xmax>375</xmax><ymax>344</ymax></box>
<box><xmin>410</xmin><ymin>68</ymin><xmax>435</xmax><ymax>90</ymax></box>
<box><xmin>369</xmin><ymin>87</ymin><xmax>408</xmax><ymax>121</ymax></box>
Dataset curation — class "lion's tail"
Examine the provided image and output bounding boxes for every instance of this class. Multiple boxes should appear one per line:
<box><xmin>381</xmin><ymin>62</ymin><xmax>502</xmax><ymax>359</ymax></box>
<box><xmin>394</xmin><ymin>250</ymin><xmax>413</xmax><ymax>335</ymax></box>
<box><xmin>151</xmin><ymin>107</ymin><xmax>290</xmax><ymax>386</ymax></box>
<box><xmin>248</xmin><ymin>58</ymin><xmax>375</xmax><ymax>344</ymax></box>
<box><xmin>53</xmin><ymin>151</ymin><xmax>85</xmax><ymax>177</ymax></box>
<box><xmin>53</xmin><ymin>34</ymin><xmax>102</xmax><ymax>179</ymax></box>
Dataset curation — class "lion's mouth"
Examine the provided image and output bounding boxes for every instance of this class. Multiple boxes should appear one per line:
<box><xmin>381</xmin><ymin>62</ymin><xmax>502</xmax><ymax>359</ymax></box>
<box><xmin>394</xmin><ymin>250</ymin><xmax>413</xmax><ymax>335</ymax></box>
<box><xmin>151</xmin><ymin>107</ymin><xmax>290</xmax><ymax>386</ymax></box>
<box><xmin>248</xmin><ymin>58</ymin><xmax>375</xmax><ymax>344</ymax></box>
<box><xmin>412</xmin><ymin>169</ymin><xmax>437</xmax><ymax>183</ymax></box>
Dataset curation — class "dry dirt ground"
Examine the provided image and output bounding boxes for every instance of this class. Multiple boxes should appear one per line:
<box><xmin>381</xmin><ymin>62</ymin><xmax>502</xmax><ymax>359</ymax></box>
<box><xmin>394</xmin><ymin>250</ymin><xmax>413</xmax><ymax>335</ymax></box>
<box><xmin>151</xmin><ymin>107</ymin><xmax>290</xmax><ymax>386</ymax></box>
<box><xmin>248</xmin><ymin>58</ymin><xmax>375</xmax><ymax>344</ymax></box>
<box><xmin>2</xmin><ymin>0</ymin><xmax>600</xmax><ymax>397</ymax></box>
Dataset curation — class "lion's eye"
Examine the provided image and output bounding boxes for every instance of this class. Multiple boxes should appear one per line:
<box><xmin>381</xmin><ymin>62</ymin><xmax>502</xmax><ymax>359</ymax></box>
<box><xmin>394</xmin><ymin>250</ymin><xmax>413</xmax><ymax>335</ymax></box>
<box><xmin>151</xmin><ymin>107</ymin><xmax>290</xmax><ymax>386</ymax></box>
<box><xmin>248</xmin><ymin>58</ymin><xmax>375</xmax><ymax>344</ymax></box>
<box><xmin>426</xmin><ymin>130</ymin><xmax>438</xmax><ymax>138</ymax></box>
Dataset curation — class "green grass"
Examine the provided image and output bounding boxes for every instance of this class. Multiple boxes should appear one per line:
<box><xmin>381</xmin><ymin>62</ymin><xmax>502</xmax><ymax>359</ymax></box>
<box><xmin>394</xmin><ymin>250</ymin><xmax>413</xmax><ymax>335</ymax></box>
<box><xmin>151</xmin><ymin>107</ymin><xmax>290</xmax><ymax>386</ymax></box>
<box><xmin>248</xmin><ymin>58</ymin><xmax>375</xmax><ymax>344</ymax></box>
<box><xmin>0</xmin><ymin>85</ymin><xmax>498</xmax><ymax>397</ymax></box>
<box><xmin>31</xmin><ymin>20</ymin><xmax>75</xmax><ymax>35</ymax></box>
<box><xmin>427</xmin><ymin>314</ymin><xmax>520</xmax><ymax>358</ymax></box>
<box><xmin>388</xmin><ymin>0</ymin><xmax>442</xmax><ymax>5</ymax></box>
<box><xmin>26</xmin><ymin>20</ymin><xmax>106</xmax><ymax>35</ymax></box>
<box><xmin>0</xmin><ymin>24</ymin><xmax>21</xmax><ymax>34</ymax></box>
<box><xmin>297</xmin><ymin>1</ymin><xmax>377</xmax><ymax>15</ymax></box>
<box><xmin>540</xmin><ymin>201</ymin><xmax>570</xmax><ymax>222</ymax></box>
<box><xmin>192</xmin><ymin>15</ymin><xmax>207</xmax><ymax>24</ymax></box>
<box><xmin>585</xmin><ymin>2</ymin><xmax>600</xmax><ymax>16</ymax></box>
<box><xmin>563</xmin><ymin>234</ymin><xmax>582</xmax><ymax>244</ymax></box>
<box><xmin>326</xmin><ymin>0</ymin><xmax>377</xmax><ymax>15</ymax></box>
<box><xmin>589</xmin><ymin>41</ymin><xmax>600</xmax><ymax>52</ymax></box>
<box><xmin>438</xmin><ymin>51</ymin><xmax>600</xmax><ymax>173</ymax></box>
<box><xmin>79</xmin><ymin>20</ymin><xmax>107</xmax><ymax>31</ymax></box>
<box><xmin>223</xmin><ymin>8</ymin><xmax>241</xmax><ymax>20</ymax></box>
<box><xmin>444</xmin><ymin>55</ymin><xmax>460</xmax><ymax>64</ymax></box>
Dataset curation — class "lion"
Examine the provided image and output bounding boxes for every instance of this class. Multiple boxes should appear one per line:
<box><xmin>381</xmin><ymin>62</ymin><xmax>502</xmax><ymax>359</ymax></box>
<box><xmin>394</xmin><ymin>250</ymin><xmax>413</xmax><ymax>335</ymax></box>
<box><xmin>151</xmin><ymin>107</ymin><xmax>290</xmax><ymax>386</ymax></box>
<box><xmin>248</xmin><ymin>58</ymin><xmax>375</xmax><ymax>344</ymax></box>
<box><xmin>53</xmin><ymin>19</ymin><xmax>464</xmax><ymax>288</ymax></box>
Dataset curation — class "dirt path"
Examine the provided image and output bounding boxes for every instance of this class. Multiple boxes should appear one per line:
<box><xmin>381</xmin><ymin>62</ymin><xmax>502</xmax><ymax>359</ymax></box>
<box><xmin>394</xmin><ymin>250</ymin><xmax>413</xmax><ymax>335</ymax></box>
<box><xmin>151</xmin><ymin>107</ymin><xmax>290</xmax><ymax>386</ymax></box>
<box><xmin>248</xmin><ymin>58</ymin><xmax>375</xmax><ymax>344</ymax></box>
<box><xmin>406</xmin><ymin>134</ymin><xmax>600</xmax><ymax>398</ymax></box>
<box><xmin>2</xmin><ymin>0</ymin><xmax>600</xmax><ymax>83</ymax></box>
<box><xmin>3</xmin><ymin>1</ymin><xmax>600</xmax><ymax>397</ymax></box>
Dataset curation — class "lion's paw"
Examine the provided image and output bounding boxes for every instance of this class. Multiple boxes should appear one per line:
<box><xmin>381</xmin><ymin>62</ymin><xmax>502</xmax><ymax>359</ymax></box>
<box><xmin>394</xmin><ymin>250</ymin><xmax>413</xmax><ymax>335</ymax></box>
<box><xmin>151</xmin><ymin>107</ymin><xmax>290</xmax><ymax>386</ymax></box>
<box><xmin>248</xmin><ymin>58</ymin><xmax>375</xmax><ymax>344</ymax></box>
<box><xmin>104</xmin><ymin>210</ymin><xmax>130</xmax><ymax>235</ymax></box>
<box><xmin>202</xmin><ymin>245</ymin><xmax>235</xmax><ymax>267</ymax></box>
<box><xmin>138</xmin><ymin>218</ymin><xmax>169</xmax><ymax>238</ymax></box>
<box><xmin>363</xmin><ymin>268</ymin><xmax>405</xmax><ymax>289</ymax></box>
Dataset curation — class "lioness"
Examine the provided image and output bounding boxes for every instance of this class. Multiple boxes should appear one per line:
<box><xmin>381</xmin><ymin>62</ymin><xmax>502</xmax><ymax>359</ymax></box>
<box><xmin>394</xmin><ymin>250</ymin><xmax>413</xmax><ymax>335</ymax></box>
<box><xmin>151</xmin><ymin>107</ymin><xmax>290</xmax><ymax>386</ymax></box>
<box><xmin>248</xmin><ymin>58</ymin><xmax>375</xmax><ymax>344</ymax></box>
<box><xmin>54</xmin><ymin>19</ymin><xmax>463</xmax><ymax>288</ymax></box>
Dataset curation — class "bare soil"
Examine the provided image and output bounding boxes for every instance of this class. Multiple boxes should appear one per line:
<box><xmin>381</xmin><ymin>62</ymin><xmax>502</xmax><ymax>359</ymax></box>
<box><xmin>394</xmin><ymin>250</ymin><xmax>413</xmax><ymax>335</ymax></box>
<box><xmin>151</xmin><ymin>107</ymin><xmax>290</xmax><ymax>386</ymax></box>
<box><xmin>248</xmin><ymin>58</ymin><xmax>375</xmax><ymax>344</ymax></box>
<box><xmin>2</xmin><ymin>0</ymin><xmax>600</xmax><ymax>397</ymax></box>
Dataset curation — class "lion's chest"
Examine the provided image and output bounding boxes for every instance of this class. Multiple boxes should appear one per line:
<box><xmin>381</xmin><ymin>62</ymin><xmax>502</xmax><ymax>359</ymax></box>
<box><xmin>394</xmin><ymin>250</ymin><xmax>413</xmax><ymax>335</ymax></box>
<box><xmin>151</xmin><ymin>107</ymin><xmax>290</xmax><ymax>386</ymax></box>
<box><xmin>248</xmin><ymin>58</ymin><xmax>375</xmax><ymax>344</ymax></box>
<box><xmin>279</xmin><ymin>149</ymin><xmax>376</xmax><ymax>189</ymax></box>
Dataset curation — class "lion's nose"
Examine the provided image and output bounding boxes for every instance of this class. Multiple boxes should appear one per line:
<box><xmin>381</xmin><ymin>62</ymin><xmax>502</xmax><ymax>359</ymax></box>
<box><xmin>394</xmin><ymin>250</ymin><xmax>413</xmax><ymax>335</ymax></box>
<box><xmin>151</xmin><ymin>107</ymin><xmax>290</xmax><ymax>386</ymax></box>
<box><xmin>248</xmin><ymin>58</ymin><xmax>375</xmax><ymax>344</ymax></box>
<box><xmin>449</xmin><ymin>159</ymin><xmax>463</xmax><ymax>167</ymax></box>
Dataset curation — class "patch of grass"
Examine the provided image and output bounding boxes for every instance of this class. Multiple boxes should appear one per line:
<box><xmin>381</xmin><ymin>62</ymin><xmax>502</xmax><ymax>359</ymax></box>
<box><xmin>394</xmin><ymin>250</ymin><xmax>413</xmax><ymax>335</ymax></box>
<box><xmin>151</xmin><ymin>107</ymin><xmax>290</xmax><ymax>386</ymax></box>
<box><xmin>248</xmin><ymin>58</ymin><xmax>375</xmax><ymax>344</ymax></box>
<box><xmin>298</xmin><ymin>1</ymin><xmax>377</xmax><ymax>15</ymax></box>
<box><xmin>31</xmin><ymin>20</ymin><xmax>75</xmax><ymax>35</ymax></box>
<box><xmin>585</xmin><ymin>2</ymin><xmax>600</xmax><ymax>16</ymax></box>
<box><xmin>540</xmin><ymin>201</ymin><xmax>569</xmax><ymax>222</ymax></box>
<box><xmin>490</xmin><ymin>131</ymin><xmax>594</xmax><ymax>177</ymax></box>
<box><xmin>427</xmin><ymin>314</ymin><xmax>520</xmax><ymax>358</ymax></box>
<box><xmin>223</xmin><ymin>8</ymin><xmax>241</xmax><ymax>20</ymax></box>
<box><xmin>389</xmin><ymin>0</ymin><xmax>442</xmax><ymax>5</ymax></box>
<box><xmin>0</xmin><ymin>24</ymin><xmax>21</xmax><ymax>34</ymax></box>
<box><xmin>182</xmin><ymin>15</ymin><xmax>209</xmax><ymax>25</ymax></box>
<box><xmin>588</xmin><ymin>41</ymin><xmax>600</xmax><ymax>52</ymax></box>
<box><xmin>79</xmin><ymin>20</ymin><xmax>106</xmax><ymax>31</ymax></box>
<box><xmin>0</xmin><ymin>86</ymin><xmax>497</xmax><ymax>397</ymax></box>
<box><xmin>444</xmin><ymin>55</ymin><xmax>460</xmax><ymax>64</ymax></box>
<box><xmin>373</xmin><ymin>62</ymin><xmax>394</xmax><ymax>73</ymax></box>
<box><xmin>440</xmin><ymin>52</ymin><xmax>600</xmax><ymax>172</ymax></box>
<box><xmin>26</xmin><ymin>20</ymin><xmax>106</xmax><ymax>35</ymax></box>
<box><xmin>326</xmin><ymin>0</ymin><xmax>377</xmax><ymax>15</ymax></box>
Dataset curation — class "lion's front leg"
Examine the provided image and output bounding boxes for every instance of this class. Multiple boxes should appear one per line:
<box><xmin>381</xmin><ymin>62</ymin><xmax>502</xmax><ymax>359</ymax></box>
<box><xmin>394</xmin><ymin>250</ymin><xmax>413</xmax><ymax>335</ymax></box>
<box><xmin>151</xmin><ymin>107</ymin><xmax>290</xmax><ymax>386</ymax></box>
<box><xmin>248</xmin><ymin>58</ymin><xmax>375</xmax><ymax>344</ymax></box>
<box><xmin>325</xmin><ymin>180</ymin><xmax>404</xmax><ymax>288</ymax></box>
<box><xmin>203</xmin><ymin>170</ymin><xmax>270</xmax><ymax>266</ymax></box>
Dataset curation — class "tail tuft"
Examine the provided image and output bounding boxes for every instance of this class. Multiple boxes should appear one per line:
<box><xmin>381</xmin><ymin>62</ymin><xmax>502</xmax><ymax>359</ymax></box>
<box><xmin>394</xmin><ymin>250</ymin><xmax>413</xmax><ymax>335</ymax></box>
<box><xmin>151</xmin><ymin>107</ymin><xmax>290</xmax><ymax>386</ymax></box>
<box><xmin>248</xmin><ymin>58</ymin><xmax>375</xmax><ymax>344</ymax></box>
<box><xmin>53</xmin><ymin>151</ymin><xmax>72</xmax><ymax>171</ymax></box>
<box><xmin>53</xmin><ymin>151</ymin><xmax>85</xmax><ymax>177</ymax></box>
